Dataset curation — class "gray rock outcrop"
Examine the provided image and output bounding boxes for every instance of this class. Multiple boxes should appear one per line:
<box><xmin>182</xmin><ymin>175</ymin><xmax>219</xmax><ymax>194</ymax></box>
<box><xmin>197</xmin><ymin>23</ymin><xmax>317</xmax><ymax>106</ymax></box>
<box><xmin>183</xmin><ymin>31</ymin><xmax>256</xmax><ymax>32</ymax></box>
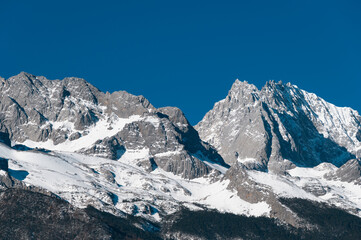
<box><xmin>0</xmin><ymin>72</ymin><xmax>153</xmax><ymax>143</ymax></box>
<box><xmin>325</xmin><ymin>158</ymin><xmax>361</xmax><ymax>183</ymax></box>
<box><xmin>0</xmin><ymin>72</ymin><xmax>227</xmax><ymax>179</ymax></box>
<box><xmin>224</xmin><ymin>163</ymin><xmax>303</xmax><ymax>227</ymax></box>
<box><xmin>196</xmin><ymin>80</ymin><xmax>361</xmax><ymax>172</ymax></box>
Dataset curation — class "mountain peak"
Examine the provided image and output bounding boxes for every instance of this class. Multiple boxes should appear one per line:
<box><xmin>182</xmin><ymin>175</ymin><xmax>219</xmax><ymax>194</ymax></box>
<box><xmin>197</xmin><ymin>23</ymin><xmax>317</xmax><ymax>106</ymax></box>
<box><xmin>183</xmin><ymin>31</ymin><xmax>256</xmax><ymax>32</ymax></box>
<box><xmin>227</xmin><ymin>79</ymin><xmax>259</xmax><ymax>102</ymax></box>
<box><xmin>11</xmin><ymin>71</ymin><xmax>35</xmax><ymax>81</ymax></box>
<box><xmin>18</xmin><ymin>71</ymin><xmax>33</xmax><ymax>77</ymax></box>
<box><xmin>0</xmin><ymin>72</ymin><xmax>227</xmax><ymax>180</ymax></box>
<box><xmin>263</xmin><ymin>80</ymin><xmax>297</xmax><ymax>91</ymax></box>
<box><xmin>231</xmin><ymin>79</ymin><xmax>258</xmax><ymax>90</ymax></box>
<box><xmin>197</xmin><ymin>79</ymin><xmax>361</xmax><ymax>170</ymax></box>
<box><xmin>1</xmin><ymin>73</ymin><xmax>361</xmax><ymax>234</ymax></box>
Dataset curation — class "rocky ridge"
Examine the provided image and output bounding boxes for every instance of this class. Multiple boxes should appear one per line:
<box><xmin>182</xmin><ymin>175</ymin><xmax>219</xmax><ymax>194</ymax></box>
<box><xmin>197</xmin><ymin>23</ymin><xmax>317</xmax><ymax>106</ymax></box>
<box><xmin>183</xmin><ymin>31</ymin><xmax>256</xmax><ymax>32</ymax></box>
<box><xmin>1</xmin><ymin>73</ymin><xmax>361</xmax><ymax>237</ymax></box>
<box><xmin>196</xmin><ymin>80</ymin><xmax>361</xmax><ymax>172</ymax></box>
<box><xmin>196</xmin><ymin>79</ymin><xmax>361</xmax><ymax>225</ymax></box>
<box><xmin>0</xmin><ymin>72</ymin><xmax>227</xmax><ymax>179</ymax></box>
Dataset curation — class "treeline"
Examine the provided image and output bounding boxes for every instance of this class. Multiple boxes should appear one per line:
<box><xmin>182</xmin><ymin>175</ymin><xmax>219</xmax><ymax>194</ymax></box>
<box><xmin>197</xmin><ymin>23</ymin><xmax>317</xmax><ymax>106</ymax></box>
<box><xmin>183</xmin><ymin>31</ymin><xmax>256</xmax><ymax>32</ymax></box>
<box><xmin>163</xmin><ymin>198</ymin><xmax>361</xmax><ymax>240</ymax></box>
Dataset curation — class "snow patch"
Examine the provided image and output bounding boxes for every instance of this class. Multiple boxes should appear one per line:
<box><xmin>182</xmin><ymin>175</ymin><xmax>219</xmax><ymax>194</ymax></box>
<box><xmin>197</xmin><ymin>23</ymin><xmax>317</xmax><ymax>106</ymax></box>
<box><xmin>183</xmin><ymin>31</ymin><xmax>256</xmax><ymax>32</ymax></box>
<box><xmin>22</xmin><ymin>115</ymin><xmax>142</xmax><ymax>152</ymax></box>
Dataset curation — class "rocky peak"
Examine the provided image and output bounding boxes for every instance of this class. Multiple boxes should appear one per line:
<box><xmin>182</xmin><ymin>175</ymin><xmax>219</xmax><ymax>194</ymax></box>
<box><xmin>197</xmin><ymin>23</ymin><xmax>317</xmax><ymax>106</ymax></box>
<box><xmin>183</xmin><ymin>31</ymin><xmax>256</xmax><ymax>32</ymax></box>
<box><xmin>157</xmin><ymin>107</ymin><xmax>189</xmax><ymax>128</ymax></box>
<box><xmin>196</xmin><ymin>79</ymin><xmax>360</xmax><ymax>172</ymax></box>
<box><xmin>0</xmin><ymin>72</ymin><xmax>227</xmax><ymax>179</ymax></box>
<box><xmin>102</xmin><ymin>90</ymin><xmax>154</xmax><ymax>118</ymax></box>
<box><xmin>61</xmin><ymin>77</ymin><xmax>102</xmax><ymax>104</ymax></box>
<box><xmin>11</xmin><ymin>71</ymin><xmax>35</xmax><ymax>81</ymax></box>
<box><xmin>261</xmin><ymin>81</ymin><xmax>305</xmax><ymax>113</ymax></box>
<box><xmin>226</xmin><ymin>80</ymin><xmax>260</xmax><ymax>105</ymax></box>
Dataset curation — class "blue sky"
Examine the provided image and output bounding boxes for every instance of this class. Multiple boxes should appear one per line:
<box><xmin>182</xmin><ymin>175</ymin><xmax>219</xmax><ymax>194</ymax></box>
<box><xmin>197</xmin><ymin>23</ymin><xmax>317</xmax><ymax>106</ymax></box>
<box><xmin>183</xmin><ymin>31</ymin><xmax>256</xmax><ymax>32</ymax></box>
<box><xmin>1</xmin><ymin>0</ymin><xmax>360</xmax><ymax>124</ymax></box>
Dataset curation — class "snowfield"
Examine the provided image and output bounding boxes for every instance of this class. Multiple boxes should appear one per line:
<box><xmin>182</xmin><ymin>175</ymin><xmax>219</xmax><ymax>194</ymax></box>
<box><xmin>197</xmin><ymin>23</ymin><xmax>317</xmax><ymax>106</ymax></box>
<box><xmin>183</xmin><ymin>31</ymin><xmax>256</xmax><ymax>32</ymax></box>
<box><xmin>2</xmin><ymin>140</ymin><xmax>361</xmax><ymax>221</ymax></box>
<box><xmin>0</xmin><ymin>143</ymin><xmax>271</xmax><ymax>221</ymax></box>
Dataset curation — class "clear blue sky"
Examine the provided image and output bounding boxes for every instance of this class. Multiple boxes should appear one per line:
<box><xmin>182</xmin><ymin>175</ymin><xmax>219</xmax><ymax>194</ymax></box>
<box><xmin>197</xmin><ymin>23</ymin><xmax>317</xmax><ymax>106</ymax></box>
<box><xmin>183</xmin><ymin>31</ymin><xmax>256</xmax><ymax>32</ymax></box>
<box><xmin>1</xmin><ymin>0</ymin><xmax>360</xmax><ymax>124</ymax></box>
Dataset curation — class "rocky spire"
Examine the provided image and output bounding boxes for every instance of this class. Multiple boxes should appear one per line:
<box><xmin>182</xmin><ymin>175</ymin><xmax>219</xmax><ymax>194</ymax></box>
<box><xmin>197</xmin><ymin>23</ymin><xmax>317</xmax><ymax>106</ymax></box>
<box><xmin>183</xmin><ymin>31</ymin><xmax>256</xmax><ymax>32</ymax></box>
<box><xmin>196</xmin><ymin>79</ymin><xmax>361</xmax><ymax>172</ymax></box>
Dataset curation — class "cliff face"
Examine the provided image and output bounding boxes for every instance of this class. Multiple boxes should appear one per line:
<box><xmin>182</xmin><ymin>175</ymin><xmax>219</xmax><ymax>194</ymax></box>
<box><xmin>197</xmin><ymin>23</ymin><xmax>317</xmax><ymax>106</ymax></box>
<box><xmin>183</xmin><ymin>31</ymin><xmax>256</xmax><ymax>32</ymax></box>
<box><xmin>196</xmin><ymin>80</ymin><xmax>361</xmax><ymax>172</ymax></box>
<box><xmin>2</xmin><ymin>73</ymin><xmax>361</xmax><ymax>235</ymax></box>
<box><xmin>0</xmin><ymin>72</ymin><xmax>227</xmax><ymax>179</ymax></box>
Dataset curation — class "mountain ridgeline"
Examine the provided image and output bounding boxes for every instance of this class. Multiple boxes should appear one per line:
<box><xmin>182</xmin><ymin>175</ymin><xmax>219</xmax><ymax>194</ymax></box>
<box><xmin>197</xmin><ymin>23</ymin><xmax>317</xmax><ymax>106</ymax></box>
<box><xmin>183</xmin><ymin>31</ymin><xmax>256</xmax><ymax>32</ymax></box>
<box><xmin>1</xmin><ymin>72</ymin><xmax>361</xmax><ymax>239</ymax></box>
<box><xmin>196</xmin><ymin>80</ymin><xmax>361</xmax><ymax>172</ymax></box>
<box><xmin>0</xmin><ymin>72</ymin><xmax>227</xmax><ymax>179</ymax></box>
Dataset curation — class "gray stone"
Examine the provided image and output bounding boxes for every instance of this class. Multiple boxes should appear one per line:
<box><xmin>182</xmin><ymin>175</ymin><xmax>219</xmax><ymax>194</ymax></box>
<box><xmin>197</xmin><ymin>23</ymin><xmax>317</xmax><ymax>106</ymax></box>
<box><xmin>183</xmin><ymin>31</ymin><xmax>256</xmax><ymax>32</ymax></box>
<box><xmin>325</xmin><ymin>158</ymin><xmax>361</xmax><ymax>183</ymax></box>
<box><xmin>69</xmin><ymin>132</ymin><xmax>81</xmax><ymax>141</ymax></box>
<box><xmin>224</xmin><ymin>163</ymin><xmax>304</xmax><ymax>227</ymax></box>
<box><xmin>0</xmin><ymin>72</ymin><xmax>227</xmax><ymax>179</ymax></box>
<box><xmin>196</xmin><ymin>80</ymin><xmax>360</xmax><ymax>173</ymax></box>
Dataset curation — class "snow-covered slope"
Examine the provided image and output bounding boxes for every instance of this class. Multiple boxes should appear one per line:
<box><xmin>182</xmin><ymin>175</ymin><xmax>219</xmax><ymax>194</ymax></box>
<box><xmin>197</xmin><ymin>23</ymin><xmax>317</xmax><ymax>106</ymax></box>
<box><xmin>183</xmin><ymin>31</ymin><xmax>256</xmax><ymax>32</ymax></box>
<box><xmin>0</xmin><ymin>143</ymin><xmax>269</xmax><ymax>221</ymax></box>
<box><xmin>2</xmin><ymin>73</ymin><xmax>361</xmax><ymax>229</ymax></box>
<box><xmin>2</xmin><ymin>139</ymin><xmax>361</xmax><ymax>226</ymax></box>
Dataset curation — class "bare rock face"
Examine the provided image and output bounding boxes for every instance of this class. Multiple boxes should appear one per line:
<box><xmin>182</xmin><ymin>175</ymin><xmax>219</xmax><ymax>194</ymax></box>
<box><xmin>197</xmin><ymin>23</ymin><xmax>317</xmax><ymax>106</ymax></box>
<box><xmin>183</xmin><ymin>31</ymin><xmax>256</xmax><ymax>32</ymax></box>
<box><xmin>79</xmin><ymin>106</ymin><xmax>227</xmax><ymax>179</ymax></box>
<box><xmin>4</xmin><ymin>72</ymin><xmax>361</xmax><ymax>231</ymax></box>
<box><xmin>224</xmin><ymin>163</ymin><xmax>303</xmax><ymax>227</ymax></box>
<box><xmin>325</xmin><ymin>158</ymin><xmax>361</xmax><ymax>183</ymax></box>
<box><xmin>196</xmin><ymin>80</ymin><xmax>360</xmax><ymax>173</ymax></box>
<box><xmin>302</xmin><ymin>183</ymin><xmax>329</xmax><ymax>197</ymax></box>
<box><xmin>0</xmin><ymin>72</ymin><xmax>153</xmax><ymax>143</ymax></box>
<box><xmin>195</xmin><ymin>79</ymin><xmax>361</xmax><ymax>226</ymax></box>
<box><xmin>0</xmin><ymin>72</ymin><xmax>227</xmax><ymax>179</ymax></box>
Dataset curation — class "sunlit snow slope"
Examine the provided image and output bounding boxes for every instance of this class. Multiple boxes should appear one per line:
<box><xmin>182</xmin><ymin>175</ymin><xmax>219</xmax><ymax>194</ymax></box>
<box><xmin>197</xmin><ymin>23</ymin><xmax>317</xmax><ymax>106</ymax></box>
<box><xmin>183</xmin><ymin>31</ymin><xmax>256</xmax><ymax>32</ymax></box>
<box><xmin>0</xmin><ymin>143</ymin><xmax>270</xmax><ymax>221</ymax></box>
<box><xmin>1</xmin><ymin>73</ymin><xmax>361</xmax><ymax>227</ymax></box>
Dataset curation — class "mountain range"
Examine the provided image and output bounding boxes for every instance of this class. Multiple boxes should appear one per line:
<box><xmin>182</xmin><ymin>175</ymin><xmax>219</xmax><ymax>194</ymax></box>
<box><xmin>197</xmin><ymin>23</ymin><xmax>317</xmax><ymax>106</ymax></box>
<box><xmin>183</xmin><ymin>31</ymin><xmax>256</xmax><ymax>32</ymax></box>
<box><xmin>0</xmin><ymin>72</ymin><xmax>361</xmax><ymax>239</ymax></box>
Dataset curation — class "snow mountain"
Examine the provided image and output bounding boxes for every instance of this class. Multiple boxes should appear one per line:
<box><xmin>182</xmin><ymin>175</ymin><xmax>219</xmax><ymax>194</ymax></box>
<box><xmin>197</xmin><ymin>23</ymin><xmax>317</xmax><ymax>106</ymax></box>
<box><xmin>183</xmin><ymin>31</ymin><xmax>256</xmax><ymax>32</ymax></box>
<box><xmin>1</xmin><ymin>73</ymin><xmax>361</xmax><ymax>239</ymax></box>
<box><xmin>196</xmin><ymin>79</ymin><xmax>361</xmax><ymax>225</ymax></box>
<box><xmin>196</xmin><ymin>80</ymin><xmax>361</xmax><ymax>171</ymax></box>
<box><xmin>0</xmin><ymin>72</ymin><xmax>227</xmax><ymax>179</ymax></box>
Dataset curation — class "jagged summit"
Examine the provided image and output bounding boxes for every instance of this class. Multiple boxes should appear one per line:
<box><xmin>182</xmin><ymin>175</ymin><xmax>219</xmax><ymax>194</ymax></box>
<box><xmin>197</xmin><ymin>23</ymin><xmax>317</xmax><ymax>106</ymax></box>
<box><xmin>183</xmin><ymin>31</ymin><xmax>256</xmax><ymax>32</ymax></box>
<box><xmin>196</xmin><ymin>79</ymin><xmax>361</xmax><ymax>171</ymax></box>
<box><xmin>1</xmin><ymin>73</ymin><xmax>361</xmax><ymax>233</ymax></box>
<box><xmin>227</xmin><ymin>80</ymin><xmax>259</xmax><ymax>104</ymax></box>
<box><xmin>195</xmin><ymin>78</ymin><xmax>361</xmax><ymax>225</ymax></box>
<box><xmin>0</xmin><ymin>72</ymin><xmax>227</xmax><ymax>179</ymax></box>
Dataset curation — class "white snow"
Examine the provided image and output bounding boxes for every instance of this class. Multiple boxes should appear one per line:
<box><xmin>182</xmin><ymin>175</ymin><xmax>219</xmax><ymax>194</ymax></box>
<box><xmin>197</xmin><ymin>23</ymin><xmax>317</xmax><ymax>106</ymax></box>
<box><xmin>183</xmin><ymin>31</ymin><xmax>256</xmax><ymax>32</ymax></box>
<box><xmin>238</xmin><ymin>157</ymin><xmax>257</xmax><ymax>164</ymax></box>
<box><xmin>202</xmin><ymin>161</ymin><xmax>229</xmax><ymax>174</ymax></box>
<box><xmin>154</xmin><ymin>150</ymin><xmax>182</xmax><ymax>158</ymax></box>
<box><xmin>118</xmin><ymin>148</ymin><xmax>150</xmax><ymax>164</ymax></box>
<box><xmin>0</xmin><ymin>170</ymin><xmax>7</xmax><ymax>176</ymax></box>
<box><xmin>2</xmin><ymin>138</ymin><xmax>361</xmax><ymax>220</ymax></box>
<box><xmin>247</xmin><ymin>170</ymin><xmax>319</xmax><ymax>201</ymax></box>
<box><xmin>287</xmin><ymin>165</ymin><xmax>361</xmax><ymax>213</ymax></box>
<box><xmin>49</xmin><ymin>120</ymin><xmax>75</xmax><ymax>132</ymax></box>
<box><xmin>0</xmin><ymin>143</ymin><xmax>270</xmax><ymax>221</ymax></box>
<box><xmin>151</xmin><ymin>168</ymin><xmax>271</xmax><ymax>217</ymax></box>
<box><xmin>301</xmin><ymin>89</ymin><xmax>361</xmax><ymax>154</ymax></box>
<box><xmin>22</xmin><ymin>115</ymin><xmax>142</xmax><ymax>152</ymax></box>
<box><xmin>240</xmin><ymin>165</ymin><xmax>361</xmax><ymax>217</ymax></box>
